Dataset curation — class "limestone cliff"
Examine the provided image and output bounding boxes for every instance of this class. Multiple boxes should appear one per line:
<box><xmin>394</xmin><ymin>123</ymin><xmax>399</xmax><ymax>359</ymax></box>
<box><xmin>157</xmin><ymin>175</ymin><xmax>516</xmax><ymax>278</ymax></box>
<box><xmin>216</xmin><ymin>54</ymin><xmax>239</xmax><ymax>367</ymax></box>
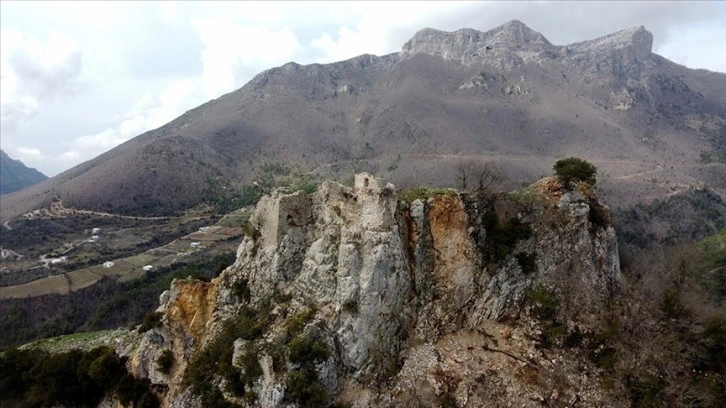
<box><xmin>132</xmin><ymin>173</ymin><xmax>622</xmax><ymax>407</ymax></box>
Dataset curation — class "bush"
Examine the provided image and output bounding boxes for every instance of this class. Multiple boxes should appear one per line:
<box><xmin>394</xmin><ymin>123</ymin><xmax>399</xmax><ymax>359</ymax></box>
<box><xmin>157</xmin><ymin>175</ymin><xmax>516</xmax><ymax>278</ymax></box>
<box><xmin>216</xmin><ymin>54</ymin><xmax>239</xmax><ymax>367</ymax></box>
<box><xmin>524</xmin><ymin>285</ymin><xmax>559</xmax><ymax>320</ymax></box>
<box><xmin>484</xmin><ymin>212</ymin><xmax>533</xmax><ymax>262</ymax></box>
<box><xmin>236</xmin><ymin>343</ymin><xmax>263</xmax><ymax>386</ymax></box>
<box><xmin>184</xmin><ymin>307</ymin><xmax>270</xmax><ymax>405</ymax></box>
<box><xmin>232</xmin><ymin>278</ymin><xmax>251</xmax><ymax>302</ymax></box>
<box><xmin>286</xmin><ymin>308</ymin><xmax>316</xmax><ymax>338</ymax></box>
<box><xmin>287</xmin><ymin>336</ymin><xmax>330</xmax><ymax>367</ymax></box>
<box><xmin>0</xmin><ymin>346</ymin><xmax>156</xmax><ymax>408</ymax></box>
<box><xmin>515</xmin><ymin>252</ymin><xmax>537</xmax><ymax>275</ymax></box>
<box><xmin>284</xmin><ymin>368</ymin><xmax>328</xmax><ymax>408</ymax></box>
<box><xmin>342</xmin><ymin>299</ymin><xmax>358</xmax><ymax>314</ymax></box>
<box><xmin>138</xmin><ymin>311</ymin><xmax>163</xmax><ymax>333</ymax></box>
<box><xmin>553</xmin><ymin>157</ymin><xmax>597</xmax><ymax>188</ymax></box>
<box><xmin>156</xmin><ymin>349</ymin><xmax>174</xmax><ymax>374</ymax></box>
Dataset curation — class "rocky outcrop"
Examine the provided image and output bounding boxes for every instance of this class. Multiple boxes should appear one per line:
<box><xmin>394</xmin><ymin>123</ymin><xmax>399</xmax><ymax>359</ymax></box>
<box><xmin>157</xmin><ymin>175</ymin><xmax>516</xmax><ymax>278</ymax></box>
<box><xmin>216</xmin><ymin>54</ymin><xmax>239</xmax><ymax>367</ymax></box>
<box><xmin>132</xmin><ymin>173</ymin><xmax>622</xmax><ymax>407</ymax></box>
<box><xmin>403</xmin><ymin>19</ymin><xmax>655</xmax><ymax>77</ymax></box>
<box><xmin>403</xmin><ymin>20</ymin><xmax>558</xmax><ymax>70</ymax></box>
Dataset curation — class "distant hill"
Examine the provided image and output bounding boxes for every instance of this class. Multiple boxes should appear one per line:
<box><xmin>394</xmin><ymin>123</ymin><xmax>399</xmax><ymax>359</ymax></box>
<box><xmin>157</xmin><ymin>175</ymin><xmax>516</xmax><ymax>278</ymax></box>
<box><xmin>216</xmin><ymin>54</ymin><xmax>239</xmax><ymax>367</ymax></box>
<box><xmin>1</xmin><ymin>20</ymin><xmax>724</xmax><ymax>221</ymax></box>
<box><xmin>0</xmin><ymin>150</ymin><xmax>48</xmax><ymax>196</ymax></box>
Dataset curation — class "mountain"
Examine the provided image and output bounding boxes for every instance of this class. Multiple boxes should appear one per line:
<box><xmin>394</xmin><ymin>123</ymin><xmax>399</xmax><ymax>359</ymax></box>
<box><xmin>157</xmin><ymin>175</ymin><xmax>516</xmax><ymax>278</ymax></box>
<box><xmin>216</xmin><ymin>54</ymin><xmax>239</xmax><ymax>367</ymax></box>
<box><xmin>0</xmin><ymin>150</ymin><xmax>48</xmax><ymax>196</ymax></box>
<box><xmin>1</xmin><ymin>20</ymin><xmax>724</xmax><ymax>221</ymax></box>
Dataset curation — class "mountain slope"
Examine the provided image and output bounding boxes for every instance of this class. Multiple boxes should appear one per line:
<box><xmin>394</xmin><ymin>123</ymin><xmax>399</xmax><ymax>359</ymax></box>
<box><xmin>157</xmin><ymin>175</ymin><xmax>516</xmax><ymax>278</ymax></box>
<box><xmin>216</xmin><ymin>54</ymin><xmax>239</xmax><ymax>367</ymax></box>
<box><xmin>1</xmin><ymin>20</ymin><xmax>724</xmax><ymax>220</ymax></box>
<box><xmin>0</xmin><ymin>150</ymin><xmax>48</xmax><ymax>196</ymax></box>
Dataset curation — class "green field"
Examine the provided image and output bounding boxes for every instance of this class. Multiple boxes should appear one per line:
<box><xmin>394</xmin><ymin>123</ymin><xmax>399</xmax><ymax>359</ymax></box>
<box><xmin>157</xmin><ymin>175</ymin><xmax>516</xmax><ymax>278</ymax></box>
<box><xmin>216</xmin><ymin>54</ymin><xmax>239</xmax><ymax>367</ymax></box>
<box><xmin>0</xmin><ymin>225</ymin><xmax>243</xmax><ymax>299</ymax></box>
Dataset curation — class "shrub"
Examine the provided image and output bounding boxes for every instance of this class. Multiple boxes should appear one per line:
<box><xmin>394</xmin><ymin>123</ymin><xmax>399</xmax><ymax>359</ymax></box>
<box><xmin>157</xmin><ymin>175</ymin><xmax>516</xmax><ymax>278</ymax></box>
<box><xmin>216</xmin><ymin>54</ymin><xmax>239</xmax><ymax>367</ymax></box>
<box><xmin>342</xmin><ymin>299</ymin><xmax>358</xmax><ymax>314</ymax></box>
<box><xmin>695</xmin><ymin>318</ymin><xmax>726</xmax><ymax>374</ymax></box>
<box><xmin>287</xmin><ymin>336</ymin><xmax>330</xmax><ymax>367</ymax></box>
<box><xmin>515</xmin><ymin>252</ymin><xmax>537</xmax><ymax>275</ymax></box>
<box><xmin>284</xmin><ymin>368</ymin><xmax>328</xmax><ymax>408</ymax></box>
<box><xmin>286</xmin><ymin>308</ymin><xmax>316</xmax><ymax>338</ymax></box>
<box><xmin>236</xmin><ymin>343</ymin><xmax>263</xmax><ymax>386</ymax></box>
<box><xmin>138</xmin><ymin>311</ymin><xmax>163</xmax><ymax>333</ymax></box>
<box><xmin>484</xmin><ymin>213</ymin><xmax>533</xmax><ymax>262</ymax></box>
<box><xmin>524</xmin><ymin>285</ymin><xmax>559</xmax><ymax>320</ymax></box>
<box><xmin>0</xmin><ymin>346</ymin><xmax>156</xmax><ymax>408</ymax></box>
<box><xmin>156</xmin><ymin>349</ymin><xmax>174</xmax><ymax>374</ymax></box>
<box><xmin>184</xmin><ymin>307</ymin><xmax>270</xmax><ymax>404</ymax></box>
<box><xmin>553</xmin><ymin>157</ymin><xmax>597</xmax><ymax>188</ymax></box>
<box><xmin>232</xmin><ymin>278</ymin><xmax>251</xmax><ymax>302</ymax></box>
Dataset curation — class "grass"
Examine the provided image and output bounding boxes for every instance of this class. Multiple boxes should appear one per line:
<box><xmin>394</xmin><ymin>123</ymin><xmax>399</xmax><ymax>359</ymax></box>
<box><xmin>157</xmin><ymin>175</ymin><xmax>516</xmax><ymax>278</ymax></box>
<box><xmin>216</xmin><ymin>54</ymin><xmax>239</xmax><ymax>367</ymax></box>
<box><xmin>400</xmin><ymin>187</ymin><xmax>458</xmax><ymax>202</ymax></box>
<box><xmin>20</xmin><ymin>329</ymin><xmax>139</xmax><ymax>354</ymax></box>
<box><xmin>510</xmin><ymin>186</ymin><xmax>539</xmax><ymax>205</ymax></box>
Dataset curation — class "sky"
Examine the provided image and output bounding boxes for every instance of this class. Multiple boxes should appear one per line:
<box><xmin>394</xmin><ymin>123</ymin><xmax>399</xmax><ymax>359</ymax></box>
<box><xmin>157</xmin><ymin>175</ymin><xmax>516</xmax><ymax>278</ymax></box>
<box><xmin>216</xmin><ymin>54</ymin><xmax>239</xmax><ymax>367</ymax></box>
<box><xmin>1</xmin><ymin>1</ymin><xmax>725</xmax><ymax>177</ymax></box>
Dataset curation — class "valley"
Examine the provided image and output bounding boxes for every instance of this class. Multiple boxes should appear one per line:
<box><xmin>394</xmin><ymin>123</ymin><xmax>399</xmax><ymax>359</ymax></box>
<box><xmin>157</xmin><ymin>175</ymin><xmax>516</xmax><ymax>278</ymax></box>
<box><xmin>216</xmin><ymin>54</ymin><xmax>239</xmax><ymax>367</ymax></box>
<box><xmin>0</xmin><ymin>204</ymin><xmax>249</xmax><ymax>296</ymax></box>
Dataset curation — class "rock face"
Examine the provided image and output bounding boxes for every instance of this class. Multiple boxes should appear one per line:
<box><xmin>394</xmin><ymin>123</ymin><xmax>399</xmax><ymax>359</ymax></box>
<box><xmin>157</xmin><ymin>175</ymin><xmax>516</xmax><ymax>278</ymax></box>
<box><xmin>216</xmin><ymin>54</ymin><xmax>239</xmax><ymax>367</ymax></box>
<box><xmin>133</xmin><ymin>173</ymin><xmax>622</xmax><ymax>407</ymax></box>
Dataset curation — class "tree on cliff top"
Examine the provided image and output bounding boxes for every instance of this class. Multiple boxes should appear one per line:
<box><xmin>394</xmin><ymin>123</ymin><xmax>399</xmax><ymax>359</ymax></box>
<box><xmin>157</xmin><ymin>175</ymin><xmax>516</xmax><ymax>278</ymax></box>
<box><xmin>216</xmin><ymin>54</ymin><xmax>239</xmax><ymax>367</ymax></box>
<box><xmin>553</xmin><ymin>157</ymin><xmax>597</xmax><ymax>188</ymax></box>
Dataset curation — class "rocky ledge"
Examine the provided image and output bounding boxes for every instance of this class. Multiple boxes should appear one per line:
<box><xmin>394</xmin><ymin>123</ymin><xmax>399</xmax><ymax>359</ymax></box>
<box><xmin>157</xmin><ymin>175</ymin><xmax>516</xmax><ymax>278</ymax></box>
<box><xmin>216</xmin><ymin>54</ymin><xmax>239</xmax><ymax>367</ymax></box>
<box><xmin>133</xmin><ymin>173</ymin><xmax>622</xmax><ymax>407</ymax></box>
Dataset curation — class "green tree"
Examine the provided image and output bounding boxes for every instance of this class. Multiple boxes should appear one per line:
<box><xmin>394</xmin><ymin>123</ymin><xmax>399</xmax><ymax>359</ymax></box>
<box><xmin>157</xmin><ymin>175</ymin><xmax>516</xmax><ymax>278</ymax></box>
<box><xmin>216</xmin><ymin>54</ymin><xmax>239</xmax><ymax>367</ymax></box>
<box><xmin>553</xmin><ymin>157</ymin><xmax>597</xmax><ymax>188</ymax></box>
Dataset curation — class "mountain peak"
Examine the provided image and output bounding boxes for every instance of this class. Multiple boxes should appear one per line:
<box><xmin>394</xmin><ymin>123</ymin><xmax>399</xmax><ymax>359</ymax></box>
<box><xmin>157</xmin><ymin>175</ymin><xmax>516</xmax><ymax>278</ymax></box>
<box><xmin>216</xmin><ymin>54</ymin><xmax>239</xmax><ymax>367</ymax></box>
<box><xmin>402</xmin><ymin>21</ymin><xmax>554</xmax><ymax>68</ymax></box>
<box><xmin>568</xmin><ymin>25</ymin><xmax>653</xmax><ymax>59</ymax></box>
<box><xmin>403</xmin><ymin>20</ymin><xmax>550</xmax><ymax>55</ymax></box>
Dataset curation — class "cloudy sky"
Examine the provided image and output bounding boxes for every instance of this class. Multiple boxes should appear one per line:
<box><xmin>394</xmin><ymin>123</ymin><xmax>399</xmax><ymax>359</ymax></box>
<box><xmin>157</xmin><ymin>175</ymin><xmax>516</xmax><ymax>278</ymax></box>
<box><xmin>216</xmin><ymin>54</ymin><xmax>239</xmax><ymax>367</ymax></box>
<box><xmin>1</xmin><ymin>1</ymin><xmax>725</xmax><ymax>177</ymax></box>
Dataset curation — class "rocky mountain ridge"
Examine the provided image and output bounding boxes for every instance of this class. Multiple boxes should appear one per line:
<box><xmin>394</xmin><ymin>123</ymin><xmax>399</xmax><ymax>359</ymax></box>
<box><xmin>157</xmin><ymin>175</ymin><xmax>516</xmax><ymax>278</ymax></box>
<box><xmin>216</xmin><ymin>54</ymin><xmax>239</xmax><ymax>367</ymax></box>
<box><xmin>128</xmin><ymin>173</ymin><xmax>623</xmax><ymax>407</ymax></box>
<box><xmin>1</xmin><ymin>20</ymin><xmax>723</xmax><ymax>222</ymax></box>
<box><xmin>0</xmin><ymin>149</ymin><xmax>48</xmax><ymax>196</ymax></box>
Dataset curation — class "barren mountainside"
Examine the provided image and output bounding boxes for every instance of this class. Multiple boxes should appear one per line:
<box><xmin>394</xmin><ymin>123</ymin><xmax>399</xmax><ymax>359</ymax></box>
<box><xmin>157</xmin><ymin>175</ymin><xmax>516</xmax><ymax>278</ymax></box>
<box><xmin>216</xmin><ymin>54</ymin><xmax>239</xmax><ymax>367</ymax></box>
<box><xmin>1</xmin><ymin>20</ymin><xmax>724</xmax><ymax>220</ymax></box>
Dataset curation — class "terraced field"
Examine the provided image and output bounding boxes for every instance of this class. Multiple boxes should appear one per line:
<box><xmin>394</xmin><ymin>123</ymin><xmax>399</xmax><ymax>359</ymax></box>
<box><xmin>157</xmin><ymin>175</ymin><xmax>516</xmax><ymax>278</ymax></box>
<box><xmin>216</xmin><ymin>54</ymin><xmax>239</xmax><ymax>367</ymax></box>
<box><xmin>0</xmin><ymin>225</ymin><xmax>244</xmax><ymax>299</ymax></box>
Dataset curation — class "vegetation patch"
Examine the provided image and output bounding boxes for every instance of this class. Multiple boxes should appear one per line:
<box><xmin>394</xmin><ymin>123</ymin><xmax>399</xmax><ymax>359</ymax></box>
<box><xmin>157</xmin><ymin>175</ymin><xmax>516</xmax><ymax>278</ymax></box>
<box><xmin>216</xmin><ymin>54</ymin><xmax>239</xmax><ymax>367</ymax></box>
<box><xmin>342</xmin><ymin>299</ymin><xmax>358</xmax><ymax>314</ymax></box>
<box><xmin>515</xmin><ymin>252</ymin><xmax>537</xmax><ymax>275</ymax></box>
<box><xmin>483</xmin><ymin>211</ymin><xmax>533</xmax><ymax>262</ymax></box>
<box><xmin>284</xmin><ymin>368</ymin><xmax>329</xmax><ymax>408</ymax></box>
<box><xmin>553</xmin><ymin>157</ymin><xmax>597</xmax><ymax>188</ymax></box>
<box><xmin>183</xmin><ymin>306</ymin><xmax>270</xmax><ymax>406</ymax></box>
<box><xmin>400</xmin><ymin>188</ymin><xmax>458</xmax><ymax>202</ymax></box>
<box><xmin>0</xmin><ymin>252</ymin><xmax>235</xmax><ymax>349</ymax></box>
<box><xmin>138</xmin><ymin>311</ymin><xmax>163</xmax><ymax>333</ymax></box>
<box><xmin>236</xmin><ymin>343</ymin><xmax>263</xmax><ymax>387</ymax></box>
<box><xmin>156</xmin><ymin>349</ymin><xmax>174</xmax><ymax>374</ymax></box>
<box><xmin>232</xmin><ymin>278</ymin><xmax>251</xmax><ymax>303</ymax></box>
<box><xmin>0</xmin><ymin>346</ymin><xmax>158</xmax><ymax>408</ymax></box>
<box><xmin>287</xmin><ymin>336</ymin><xmax>330</xmax><ymax>367</ymax></box>
<box><xmin>285</xmin><ymin>307</ymin><xmax>317</xmax><ymax>338</ymax></box>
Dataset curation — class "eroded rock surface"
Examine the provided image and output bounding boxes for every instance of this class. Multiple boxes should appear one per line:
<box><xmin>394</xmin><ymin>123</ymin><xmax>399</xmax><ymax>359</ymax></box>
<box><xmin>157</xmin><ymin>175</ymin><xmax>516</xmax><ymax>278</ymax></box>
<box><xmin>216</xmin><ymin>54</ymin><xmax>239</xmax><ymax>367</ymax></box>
<box><xmin>130</xmin><ymin>173</ymin><xmax>622</xmax><ymax>407</ymax></box>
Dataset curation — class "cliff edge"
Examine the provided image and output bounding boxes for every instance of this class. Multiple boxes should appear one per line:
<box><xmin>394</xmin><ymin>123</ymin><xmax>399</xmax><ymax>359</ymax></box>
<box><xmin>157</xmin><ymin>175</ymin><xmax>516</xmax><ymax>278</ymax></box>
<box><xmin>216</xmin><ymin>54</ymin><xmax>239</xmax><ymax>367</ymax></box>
<box><xmin>133</xmin><ymin>173</ymin><xmax>622</xmax><ymax>407</ymax></box>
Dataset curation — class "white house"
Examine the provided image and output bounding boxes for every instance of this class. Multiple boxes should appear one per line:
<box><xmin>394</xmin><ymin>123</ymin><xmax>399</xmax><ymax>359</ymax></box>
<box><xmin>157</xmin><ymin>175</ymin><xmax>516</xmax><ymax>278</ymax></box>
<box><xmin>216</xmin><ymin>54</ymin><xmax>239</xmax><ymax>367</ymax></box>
<box><xmin>191</xmin><ymin>242</ymin><xmax>201</xmax><ymax>248</ymax></box>
<box><xmin>143</xmin><ymin>265</ymin><xmax>154</xmax><ymax>271</ymax></box>
<box><xmin>103</xmin><ymin>261</ymin><xmax>115</xmax><ymax>268</ymax></box>
<box><xmin>92</xmin><ymin>228</ymin><xmax>101</xmax><ymax>234</ymax></box>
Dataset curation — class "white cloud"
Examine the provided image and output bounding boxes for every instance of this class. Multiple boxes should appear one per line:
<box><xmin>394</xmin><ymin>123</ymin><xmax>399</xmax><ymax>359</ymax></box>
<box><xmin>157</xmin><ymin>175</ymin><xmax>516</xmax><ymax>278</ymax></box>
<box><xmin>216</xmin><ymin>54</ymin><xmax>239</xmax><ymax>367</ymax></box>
<box><xmin>657</xmin><ymin>22</ymin><xmax>726</xmax><ymax>72</ymax></box>
<box><xmin>160</xmin><ymin>1</ymin><xmax>180</xmax><ymax>27</ymax></box>
<box><xmin>0</xmin><ymin>29</ymin><xmax>84</xmax><ymax>132</ymax></box>
<box><xmin>307</xmin><ymin>2</ymin><xmax>470</xmax><ymax>63</ymax></box>
<box><xmin>53</xmin><ymin>78</ymin><xmax>202</xmax><ymax>172</ymax></box>
<box><xmin>193</xmin><ymin>19</ymin><xmax>300</xmax><ymax>99</ymax></box>
<box><xmin>14</xmin><ymin>146</ymin><xmax>46</xmax><ymax>162</ymax></box>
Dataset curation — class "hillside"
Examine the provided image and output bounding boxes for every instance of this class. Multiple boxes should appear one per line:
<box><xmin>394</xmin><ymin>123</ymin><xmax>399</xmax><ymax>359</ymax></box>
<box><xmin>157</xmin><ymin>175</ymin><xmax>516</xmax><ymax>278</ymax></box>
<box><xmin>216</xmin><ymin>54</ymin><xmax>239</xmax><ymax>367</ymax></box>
<box><xmin>1</xmin><ymin>20</ymin><xmax>724</xmax><ymax>221</ymax></box>
<box><xmin>0</xmin><ymin>150</ymin><xmax>48</xmax><ymax>195</ymax></box>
